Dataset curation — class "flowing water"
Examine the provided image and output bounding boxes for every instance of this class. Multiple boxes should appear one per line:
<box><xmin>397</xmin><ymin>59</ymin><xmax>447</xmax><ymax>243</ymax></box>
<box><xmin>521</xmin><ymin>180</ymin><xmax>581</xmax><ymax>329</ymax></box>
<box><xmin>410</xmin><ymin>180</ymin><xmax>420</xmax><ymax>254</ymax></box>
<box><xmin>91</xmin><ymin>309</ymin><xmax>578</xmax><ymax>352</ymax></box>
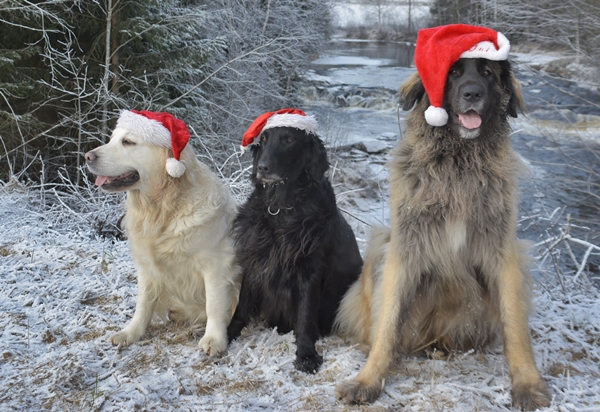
<box><xmin>303</xmin><ymin>39</ymin><xmax>600</xmax><ymax>281</ymax></box>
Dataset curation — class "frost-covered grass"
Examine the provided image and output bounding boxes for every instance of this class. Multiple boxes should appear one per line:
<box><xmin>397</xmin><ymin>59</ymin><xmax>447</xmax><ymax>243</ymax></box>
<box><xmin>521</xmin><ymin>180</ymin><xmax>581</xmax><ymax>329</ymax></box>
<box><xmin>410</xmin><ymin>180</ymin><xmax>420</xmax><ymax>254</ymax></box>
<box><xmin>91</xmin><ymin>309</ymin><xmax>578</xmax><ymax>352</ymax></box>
<box><xmin>1</xmin><ymin>157</ymin><xmax>599</xmax><ymax>411</ymax></box>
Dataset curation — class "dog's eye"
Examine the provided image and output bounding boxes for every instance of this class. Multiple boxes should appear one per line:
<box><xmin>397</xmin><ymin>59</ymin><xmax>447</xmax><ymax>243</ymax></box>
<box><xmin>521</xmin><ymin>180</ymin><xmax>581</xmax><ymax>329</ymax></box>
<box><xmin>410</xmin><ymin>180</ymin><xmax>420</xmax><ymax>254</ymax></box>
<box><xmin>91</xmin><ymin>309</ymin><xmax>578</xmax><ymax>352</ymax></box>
<box><xmin>286</xmin><ymin>138</ymin><xmax>294</xmax><ymax>144</ymax></box>
<box><xmin>260</xmin><ymin>135</ymin><xmax>268</xmax><ymax>143</ymax></box>
<box><xmin>449</xmin><ymin>68</ymin><xmax>460</xmax><ymax>76</ymax></box>
<box><xmin>483</xmin><ymin>69</ymin><xmax>492</xmax><ymax>76</ymax></box>
<box><xmin>122</xmin><ymin>139</ymin><xmax>136</xmax><ymax>146</ymax></box>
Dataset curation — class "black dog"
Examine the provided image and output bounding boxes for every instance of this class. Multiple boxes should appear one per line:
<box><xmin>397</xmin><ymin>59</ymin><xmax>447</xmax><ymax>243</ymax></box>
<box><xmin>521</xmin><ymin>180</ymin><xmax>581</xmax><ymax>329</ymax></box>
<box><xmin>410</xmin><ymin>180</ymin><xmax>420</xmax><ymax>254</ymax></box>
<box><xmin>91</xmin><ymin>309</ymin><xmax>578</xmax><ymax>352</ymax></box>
<box><xmin>227</xmin><ymin>125</ymin><xmax>363</xmax><ymax>373</ymax></box>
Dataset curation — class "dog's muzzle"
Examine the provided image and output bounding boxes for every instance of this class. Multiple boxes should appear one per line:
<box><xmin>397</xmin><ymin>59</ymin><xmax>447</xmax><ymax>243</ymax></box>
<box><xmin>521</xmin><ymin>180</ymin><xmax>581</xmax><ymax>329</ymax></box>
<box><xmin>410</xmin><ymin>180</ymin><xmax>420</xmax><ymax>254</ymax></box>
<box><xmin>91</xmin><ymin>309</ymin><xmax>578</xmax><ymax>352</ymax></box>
<box><xmin>85</xmin><ymin>150</ymin><xmax>141</xmax><ymax>190</ymax></box>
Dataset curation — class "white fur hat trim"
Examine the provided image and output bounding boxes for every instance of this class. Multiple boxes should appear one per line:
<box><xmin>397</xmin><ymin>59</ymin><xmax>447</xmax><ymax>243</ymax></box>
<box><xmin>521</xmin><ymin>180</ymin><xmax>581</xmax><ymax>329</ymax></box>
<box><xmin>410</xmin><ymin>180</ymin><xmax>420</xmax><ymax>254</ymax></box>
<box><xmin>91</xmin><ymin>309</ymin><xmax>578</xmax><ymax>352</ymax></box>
<box><xmin>460</xmin><ymin>32</ymin><xmax>510</xmax><ymax>61</ymax></box>
<box><xmin>263</xmin><ymin>113</ymin><xmax>319</xmax><ymax>135</ymax></box>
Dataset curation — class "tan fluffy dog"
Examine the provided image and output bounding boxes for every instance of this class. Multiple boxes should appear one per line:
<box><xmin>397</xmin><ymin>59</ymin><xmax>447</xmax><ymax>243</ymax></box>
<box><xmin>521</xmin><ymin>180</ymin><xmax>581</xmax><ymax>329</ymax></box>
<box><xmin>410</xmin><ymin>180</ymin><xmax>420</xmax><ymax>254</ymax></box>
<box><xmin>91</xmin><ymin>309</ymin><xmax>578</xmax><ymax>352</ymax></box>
<box><xmin>85</xmin><ymin>112</ymin><xmax>240</xmax><ymax>356</ymax></box>
<box><xmin>335</xmin><ymin>57</ymin><xmax>552</xmax><ymax>410</ymax></box>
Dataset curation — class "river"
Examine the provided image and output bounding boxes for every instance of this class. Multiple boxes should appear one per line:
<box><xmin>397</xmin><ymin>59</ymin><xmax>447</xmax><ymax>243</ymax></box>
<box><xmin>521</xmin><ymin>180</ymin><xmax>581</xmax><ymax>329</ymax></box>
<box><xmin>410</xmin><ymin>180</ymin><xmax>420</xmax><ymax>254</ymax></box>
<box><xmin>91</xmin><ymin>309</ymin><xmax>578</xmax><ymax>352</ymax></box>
<box><xmin>303</xmin><ymin>39</ymin><xmax>600</xmax><ymax>282</ymax></box>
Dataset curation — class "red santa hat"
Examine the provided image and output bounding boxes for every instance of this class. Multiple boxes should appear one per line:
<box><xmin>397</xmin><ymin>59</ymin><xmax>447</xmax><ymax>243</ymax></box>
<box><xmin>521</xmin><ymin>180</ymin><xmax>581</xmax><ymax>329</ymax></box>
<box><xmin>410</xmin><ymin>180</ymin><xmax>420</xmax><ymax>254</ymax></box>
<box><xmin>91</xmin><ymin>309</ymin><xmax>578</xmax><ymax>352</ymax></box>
<box><xmin>240</xmin><ymin>108</ymin><xmax>318</xmax><ymax>153</ymax></box>
<box><xmin>115</xmin><ymin>110</ymin><xmax>190</xmax><ymax>178</ymax></box>
<box><xmin>414</xmin><ymin>24</ymin><xmax>510</xmax><ymax>126</ymax></box>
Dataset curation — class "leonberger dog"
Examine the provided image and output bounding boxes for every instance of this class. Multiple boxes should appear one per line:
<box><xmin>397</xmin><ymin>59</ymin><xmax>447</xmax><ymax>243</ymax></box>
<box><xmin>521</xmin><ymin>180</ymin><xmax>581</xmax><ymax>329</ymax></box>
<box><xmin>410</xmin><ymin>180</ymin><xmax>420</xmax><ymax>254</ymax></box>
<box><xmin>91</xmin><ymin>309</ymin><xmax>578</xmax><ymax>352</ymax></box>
<box><xmin>85</xmin><ymin>110</ymin><xmax>241</xmax><ymax>356</ymax></box>
<box><xmin>334</xmin><ymin>56</ymin><xmax>552</xmax><ymax>409</ymax></box>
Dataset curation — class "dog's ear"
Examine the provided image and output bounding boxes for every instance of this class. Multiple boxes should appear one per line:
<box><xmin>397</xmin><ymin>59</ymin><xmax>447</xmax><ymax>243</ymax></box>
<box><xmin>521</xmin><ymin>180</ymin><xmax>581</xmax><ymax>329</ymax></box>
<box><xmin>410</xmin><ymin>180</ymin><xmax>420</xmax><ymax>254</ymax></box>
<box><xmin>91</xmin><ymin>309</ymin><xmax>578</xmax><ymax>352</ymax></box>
<box><xmin>506</xmin><ymin>76</ymin><xmax>526</xmax><ymax>118</ymax></box>
<box><xmin>499</xmin><ymin>61</ymin><xmax>526</xmax><ymax>118</ymax></box>
<box><xmin>306</xmin><ymin>133</ymin><xmax>329</xmax><ymax>182</ymax></box>
<box><xmin>399</xmin><ymin>72</ymin><xmax>426</xmax><ymax>111</ymax></box>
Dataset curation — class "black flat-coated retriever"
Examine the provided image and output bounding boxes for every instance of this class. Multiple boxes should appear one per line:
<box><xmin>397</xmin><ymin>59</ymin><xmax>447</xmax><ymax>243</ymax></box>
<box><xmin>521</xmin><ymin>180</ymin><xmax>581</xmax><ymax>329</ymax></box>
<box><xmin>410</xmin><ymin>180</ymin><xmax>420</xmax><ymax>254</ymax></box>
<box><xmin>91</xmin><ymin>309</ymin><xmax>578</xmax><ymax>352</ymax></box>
<box><xmin>227</xmin><ymin>126</ymin><xmax>363</xmax><ymax>373</ymax></box>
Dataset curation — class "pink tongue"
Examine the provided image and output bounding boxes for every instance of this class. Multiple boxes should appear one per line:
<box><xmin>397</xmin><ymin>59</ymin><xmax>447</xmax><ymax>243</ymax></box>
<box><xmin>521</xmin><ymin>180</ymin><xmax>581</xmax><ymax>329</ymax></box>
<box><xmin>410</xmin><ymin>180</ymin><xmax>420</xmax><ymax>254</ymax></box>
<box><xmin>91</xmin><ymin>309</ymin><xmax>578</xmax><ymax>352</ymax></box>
<box><xmin>458</xmin><ymin>112</ymin><xmax>482</xmax><ymax>129</ymax></box>
<box><xmin>95</xmin><ymin>176</ymin><xmax>108</xmax><ymax>186</ymax></box>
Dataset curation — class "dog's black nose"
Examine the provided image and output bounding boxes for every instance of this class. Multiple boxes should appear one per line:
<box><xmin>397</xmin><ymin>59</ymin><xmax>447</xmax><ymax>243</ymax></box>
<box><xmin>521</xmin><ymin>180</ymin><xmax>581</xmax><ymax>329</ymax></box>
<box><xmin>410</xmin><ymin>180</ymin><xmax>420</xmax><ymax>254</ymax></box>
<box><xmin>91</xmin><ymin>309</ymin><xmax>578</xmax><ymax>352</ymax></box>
<box><xmin>257</xmin><ymin>163</ymin><xmax>269</xmax><ymax>174</ymax></box>
<box><xmin>461</xmin><ymin>84</ymin><xmax>484</xmax><ymax>102</ymax></box>
<box><xmin>84</xmin><ymin>151</ymin><xmax>96</xmax><ymax>162</ymax></box>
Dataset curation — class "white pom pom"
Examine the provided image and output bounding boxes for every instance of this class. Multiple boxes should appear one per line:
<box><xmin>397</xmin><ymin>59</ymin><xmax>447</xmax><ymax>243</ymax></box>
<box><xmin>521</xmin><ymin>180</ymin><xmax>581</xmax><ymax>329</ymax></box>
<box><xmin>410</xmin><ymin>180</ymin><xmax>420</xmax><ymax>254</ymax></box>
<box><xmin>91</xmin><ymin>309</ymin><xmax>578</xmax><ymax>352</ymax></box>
<box><xmin>424</xmin><ymin>106</ymin><xmax>449</xmax><ymax>127</ymax></box>
<box><xmin>166</xmin><ymin>158</ymin><xmax>186</xmax><ymax>178</ymax></box>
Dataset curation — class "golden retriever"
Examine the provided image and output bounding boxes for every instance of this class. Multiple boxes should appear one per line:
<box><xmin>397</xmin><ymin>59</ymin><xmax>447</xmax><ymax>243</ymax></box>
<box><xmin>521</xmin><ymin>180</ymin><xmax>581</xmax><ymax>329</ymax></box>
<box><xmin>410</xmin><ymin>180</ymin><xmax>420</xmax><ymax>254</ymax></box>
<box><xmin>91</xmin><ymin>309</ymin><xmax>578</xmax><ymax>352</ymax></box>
<box><xmin>85</xmin><ymin>111</ymin><xmax>240</xmax><ymax>356</ymax></box>
<box><xmin>335</xmin><ymin>56</ymin><xmax>552</xmax><ymax>410</ymax></box>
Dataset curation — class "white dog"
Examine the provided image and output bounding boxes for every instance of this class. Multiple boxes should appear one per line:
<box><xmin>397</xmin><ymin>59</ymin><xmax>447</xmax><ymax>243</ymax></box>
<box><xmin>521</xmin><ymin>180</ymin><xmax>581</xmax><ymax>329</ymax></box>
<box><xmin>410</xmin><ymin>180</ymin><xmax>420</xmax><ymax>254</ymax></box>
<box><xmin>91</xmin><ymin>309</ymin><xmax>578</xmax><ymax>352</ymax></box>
<box><xmin>85</xmin><ymin>110</ymin><xmax>241</xmax><ymax>356</ymax></box>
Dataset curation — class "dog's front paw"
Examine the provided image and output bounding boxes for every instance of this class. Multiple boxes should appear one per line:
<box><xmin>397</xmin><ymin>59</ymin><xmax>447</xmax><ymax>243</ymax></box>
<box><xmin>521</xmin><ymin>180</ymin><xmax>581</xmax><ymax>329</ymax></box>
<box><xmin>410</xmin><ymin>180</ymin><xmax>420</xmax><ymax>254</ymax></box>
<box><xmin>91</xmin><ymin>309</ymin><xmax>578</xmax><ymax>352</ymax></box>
<box><xmin>110</xmin><ymin>328</ymin><xmax>142</xmax><ymax>347</ymax></box>
<box><xmin>336</xmin><ymin>379</ymin><xmax>383</xmax><ymax>405</ymax></box>
<box><xmin>294</xmin><ymin>353</ymin><xmax>323</xmax><ymax>374</ymax></box>
<box><xmin>512</xmin><ymin>380</ymin><xmax>552</xmax><ymax>411</ymax></box>
<box><xmin>199</xmin><ymin>333</ymin><xmax>227</xmax><ymax>357</ymax></box>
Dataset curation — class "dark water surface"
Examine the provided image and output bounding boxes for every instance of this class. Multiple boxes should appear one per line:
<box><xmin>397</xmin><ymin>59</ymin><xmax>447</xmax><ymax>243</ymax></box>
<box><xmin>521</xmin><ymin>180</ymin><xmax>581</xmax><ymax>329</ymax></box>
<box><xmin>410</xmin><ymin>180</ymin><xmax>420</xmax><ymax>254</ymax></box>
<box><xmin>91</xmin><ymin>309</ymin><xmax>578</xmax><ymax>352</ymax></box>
<box><xmin>312</xmin><ymin>40</ymin><xmax>415</xmax><ymax>68</ymax></box>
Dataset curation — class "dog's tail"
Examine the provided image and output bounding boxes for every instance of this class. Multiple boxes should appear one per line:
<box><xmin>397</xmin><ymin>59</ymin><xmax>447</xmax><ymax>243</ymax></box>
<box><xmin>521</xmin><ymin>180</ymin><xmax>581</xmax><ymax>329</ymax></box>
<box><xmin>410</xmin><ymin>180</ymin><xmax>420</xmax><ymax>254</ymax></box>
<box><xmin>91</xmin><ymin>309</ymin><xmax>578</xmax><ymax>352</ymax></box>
<box><xmin>334</xmin><ymin>225</ymin><xmax>391</xmax><ymax>346</ymax></box>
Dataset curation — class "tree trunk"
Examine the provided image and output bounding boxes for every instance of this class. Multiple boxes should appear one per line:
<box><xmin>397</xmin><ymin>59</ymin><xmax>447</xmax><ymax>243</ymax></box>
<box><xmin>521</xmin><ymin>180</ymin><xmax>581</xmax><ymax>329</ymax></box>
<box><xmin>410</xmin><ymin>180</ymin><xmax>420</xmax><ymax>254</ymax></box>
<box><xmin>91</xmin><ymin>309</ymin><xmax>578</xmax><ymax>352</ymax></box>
<box><xmin>408</xmin><ymin>0</ymin><xmax>412</xmax><ymax>33</ymax></box>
